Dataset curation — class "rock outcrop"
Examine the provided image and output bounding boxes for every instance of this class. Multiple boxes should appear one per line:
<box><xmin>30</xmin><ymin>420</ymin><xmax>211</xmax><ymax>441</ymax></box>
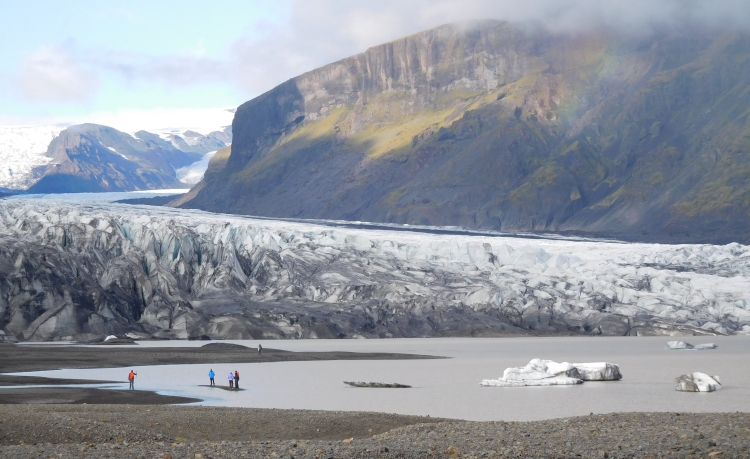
<box><xmin>2</xmin><ymin>200</ymin><xmax>750</xmax><ymax>341</ymax></box>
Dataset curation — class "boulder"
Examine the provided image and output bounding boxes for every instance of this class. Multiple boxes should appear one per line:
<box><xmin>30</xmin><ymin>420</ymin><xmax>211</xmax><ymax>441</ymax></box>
<box><xmin>480</xmin><ymin>359</ymin><xmax>583</xmax><ymax>387</ymax></box>
<box><xmin>572</xmin><ymin>362</ymin><xmax>622</xmax><ymax>381</ymax></box>
<box><xmin>675</xmin><ymin>372</ymin><xmax>722</xmax><ymax>392</ymax></box>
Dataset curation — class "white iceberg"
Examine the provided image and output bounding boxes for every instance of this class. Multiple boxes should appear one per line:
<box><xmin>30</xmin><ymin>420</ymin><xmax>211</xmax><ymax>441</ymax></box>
<box><xmin>104</xmin><ymin>335</ymin><xmax>118</xmax><ymax>341</ymax></box>
<box><xmin>480</xmin><ymin>359</ymin><xmax>583</xmax><ymax>387</ymax></box>
<box><xmin>572</xmin><ymin>362</ymin><xmax>622</xmax><ymax>381</ymax></box>
<box><xmin>480</xmin><ymin>359</ymin><xmax>622</xmax><ymax>386</ymax></box>
<box><xmin>666</xmin><ymin>341</ymin><xmax>717</xmax><ymax>350</ymax></box>
<box><xmin>675</xmin><ymin>372</ymin><xmax>722</xmax><ymax>392</ymax></box>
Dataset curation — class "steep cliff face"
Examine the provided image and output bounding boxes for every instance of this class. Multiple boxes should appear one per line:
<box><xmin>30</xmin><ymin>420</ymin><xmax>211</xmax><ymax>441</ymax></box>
<box><xmin>178</xmin><ymin>21</ymin><xmax>750</xmax><ymax>243</ymax></box>
<box><xmin>28</xmin><ymin>124</ymin><xmax>202</xmax><ymax>193</ymax></box>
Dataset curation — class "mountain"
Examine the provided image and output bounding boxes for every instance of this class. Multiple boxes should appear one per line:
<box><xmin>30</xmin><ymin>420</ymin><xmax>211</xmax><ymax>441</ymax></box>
<box><xmin>25</xmin><ymin>124</ymin><xmax>202</xmax><ymax>193</ymax></box>
<box><xmin>0</xmin><ymin>116</ymin><xmax>233</xmax><ymax>192</ymax></box>
<box><xmin>176</xmin><ymin>21</ymin><xmax>750</xmax><ymax>244</ymax></box>
<box><xmin>2</xmin><ymin>199</ymin><xmax>746</xmax><ymax>341</ymax></box>
<box><xmin>164</xmin><ymin>127</ymin><xmax>232</xmax><ymax>155</ymax></box>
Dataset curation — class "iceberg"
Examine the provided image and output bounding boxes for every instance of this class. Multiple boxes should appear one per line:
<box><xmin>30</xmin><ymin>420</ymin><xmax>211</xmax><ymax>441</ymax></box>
<box><xmin>480</xmin><ymin>359</ymin><xmax>622</xmax><ymax>386</ymax></box>
<box><xmin>571</xmin><ymin>362</ymin><xmax>622</xmax><ymax>381</ymax></box>
<box><xmin>666</xmin><ymin>341</ymin><xmax>717</xmax><ymax>350</ymax></box>
<box><xmin>480</xmin><ymin>359</ymin><xmax>584</xmax><ymax>387</ymax></box>
<box><xmin>675</xmin><ymin>372</ymin><xmax>722</xmax><ymax>392</ymax></box>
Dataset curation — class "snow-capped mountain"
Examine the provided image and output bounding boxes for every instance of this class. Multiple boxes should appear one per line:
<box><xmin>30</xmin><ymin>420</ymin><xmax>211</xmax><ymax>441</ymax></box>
<box><xmin>0</xmin><ymin>126</ymin><xmax>64</xmax><ymax>190</ymax></box>
<box><xmin>0</xmin><ymin>107</ymin><xmax>234</xmax><ymax>191</ymax></box>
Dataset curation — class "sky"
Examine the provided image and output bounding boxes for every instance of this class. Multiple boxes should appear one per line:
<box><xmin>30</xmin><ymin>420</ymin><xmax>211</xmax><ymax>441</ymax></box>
<box><xmin>1</xmin><ymin>0</ymin><xmax>749</xmax><ymax>130</ymax></box>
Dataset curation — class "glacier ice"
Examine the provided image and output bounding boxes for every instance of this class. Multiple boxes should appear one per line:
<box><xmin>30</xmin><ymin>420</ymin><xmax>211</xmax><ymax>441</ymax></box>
<box><xmin>480</xmin><ymin>359</ymin><xmax>622</xmax><ymax>386</ymax></box>
<box><xmin>665</xmin><ymin>341</ymin><xmax>718</xmax><ymax>350</ymax></box>
<box><xmin>0</xmin><ymin>126</ymin><xmax>62</xmax><ymax>189</ymax></box>
<box><xmin>571</xmin><ymin>362</ymin><xmax>622</xmax><ymax>381</ymax></box>
<box><xmin>480</xmin><ymin>359</ymin><xmax>583</xmax><ymax>386</ymax></box>
<box><xmin>176</xmin><ymin>150</ymin><xmax>217</xmax><ymax>184</ymax></box>
<box><xmin>675</xmin><ymin>372</ymin><xmax>722</xmax><ymax>392</ymax></box>
<box><xmin>1</xmin><ymin>199</ymin><xmax>750</xmax><ymax>341</ymax></box>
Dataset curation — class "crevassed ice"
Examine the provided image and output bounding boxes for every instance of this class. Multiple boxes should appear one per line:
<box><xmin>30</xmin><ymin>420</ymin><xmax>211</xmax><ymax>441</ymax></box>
<box><xmin>1</xmin><ymin>200</ymin><xmax>750</xmax><ymax>337</ymax></box>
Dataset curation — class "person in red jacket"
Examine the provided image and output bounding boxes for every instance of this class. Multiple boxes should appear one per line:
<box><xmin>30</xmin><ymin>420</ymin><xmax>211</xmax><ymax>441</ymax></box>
<box><xmin>128</xmin><ymin>370</ymin><xmax>137</xmax><ymax>390</ymax></box>
<box><xmin>234</xmin><ymin>370</ymin><xmax>240</xmax><ymax>390</ymax></box>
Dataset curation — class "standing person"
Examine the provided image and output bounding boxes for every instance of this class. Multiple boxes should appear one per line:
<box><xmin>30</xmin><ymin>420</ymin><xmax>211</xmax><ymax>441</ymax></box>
<box><xmin>208</xmin><ymin>369</ymin><xmax>215</xmax><ymax>386</ymax></box>
<box><xmin>258</xmin><ymin>344</ymin><xmax>262</xmax><ymax>355</ymax></box>
<box><xmin>228</xmin><ymin>371</ymin><xmax>234</xmax><ymax>389</ymax></box>
<box><xmin>234</xmin><ymin>370</ymin><xmax>240</xmax><ymax>390</ymax></box>
<box><xmin>128</xmin><ymin>370</ymin><xmax>137</xmax><ymax>390</ymax></box>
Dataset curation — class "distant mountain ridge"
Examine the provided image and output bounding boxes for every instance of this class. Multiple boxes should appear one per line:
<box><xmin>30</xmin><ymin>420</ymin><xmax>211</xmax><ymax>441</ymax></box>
<box><xmin>176</xmin><ymin>20</ymin><xmax>750</xmax><ymax>244</ymax></box>
<box><xmin>26</xmin><ymin>124</ymin><xmax>231</xmax><ymax>193</ymax></box>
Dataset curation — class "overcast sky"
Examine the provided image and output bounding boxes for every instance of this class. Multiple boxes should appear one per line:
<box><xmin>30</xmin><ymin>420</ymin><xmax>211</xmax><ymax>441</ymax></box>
<box><xmin>2</xmin><ymin>0</ymin><xmax>749</xmax><ymax>127</ymax></box>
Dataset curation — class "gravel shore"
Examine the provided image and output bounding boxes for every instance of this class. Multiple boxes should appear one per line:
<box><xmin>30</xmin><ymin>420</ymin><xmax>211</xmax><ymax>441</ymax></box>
<box><xmin>0</xmin><ymin>406</ymin><xmax>747</xmax><ymax>458</ymax></box>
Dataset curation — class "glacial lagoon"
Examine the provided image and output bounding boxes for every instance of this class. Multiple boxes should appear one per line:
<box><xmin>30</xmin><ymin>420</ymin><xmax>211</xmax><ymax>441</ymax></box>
<box><xmin>12</xmin><ymin>336</ymin><xmax>750</xmax><ymax>421</ymax></box>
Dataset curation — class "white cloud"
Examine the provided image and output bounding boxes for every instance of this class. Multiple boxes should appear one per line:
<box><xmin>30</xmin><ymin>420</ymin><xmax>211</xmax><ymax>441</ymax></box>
<box><xmin>223</xmin><ymin>0</ymin><xmax>750</xmax><ymax>96</ymax></box>
<box><xmin>14</xmin><ymin>1</ymin><xmax>750</xmax><ymax>106</ymax></box>
<box><xmin>18</xmin><ymin>45</ymin><xmax>99</xmax><ymax>103</ymax></box>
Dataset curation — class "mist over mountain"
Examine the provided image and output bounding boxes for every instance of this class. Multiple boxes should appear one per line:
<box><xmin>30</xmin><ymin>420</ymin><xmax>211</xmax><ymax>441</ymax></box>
<box><xmin>176</xmin><ymin>20</ymin><xmax>750</xmax><ymax>244</ymax></box>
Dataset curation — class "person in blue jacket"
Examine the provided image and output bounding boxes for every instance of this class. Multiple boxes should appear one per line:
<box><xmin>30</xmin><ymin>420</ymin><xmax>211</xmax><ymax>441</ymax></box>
<box><xmin>208</xmin><ymin>369</ymin><xmax>215</xmax><ymax>386</ymax></box>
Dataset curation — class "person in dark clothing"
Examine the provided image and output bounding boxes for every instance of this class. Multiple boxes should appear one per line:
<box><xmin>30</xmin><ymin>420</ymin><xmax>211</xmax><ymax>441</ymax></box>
<box><xmin>234</xmin><ymin>370</ymin><xmax>240</xmax><ymax>389</ymax></box>
<box><xmin>258</xmin><ymin>344</ymin><xmax>262</xmax><ymax>355</ymax></box>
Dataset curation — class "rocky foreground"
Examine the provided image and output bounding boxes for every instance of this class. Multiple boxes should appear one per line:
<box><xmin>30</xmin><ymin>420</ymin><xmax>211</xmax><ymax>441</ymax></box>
<box><xmin>0</xmin><ymin>406</ymin><xmax>747</xmax><ymax>458</ymax></box>
<box><xmin>2</xmin><ymin>200</ymin><xmax>750</xmax><ymax>342</ymax></box>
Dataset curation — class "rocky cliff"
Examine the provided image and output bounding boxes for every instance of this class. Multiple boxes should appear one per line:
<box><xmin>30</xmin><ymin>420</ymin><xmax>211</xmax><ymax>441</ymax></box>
<box><xmin>1</xmin><ymin>200</ymin><xmax>748</xmax><ymax>341</ymax></box>
<box><xmin>177</xmin><ymin>21</ymin><xmax>750</xmax><ymax>244</ymax></box>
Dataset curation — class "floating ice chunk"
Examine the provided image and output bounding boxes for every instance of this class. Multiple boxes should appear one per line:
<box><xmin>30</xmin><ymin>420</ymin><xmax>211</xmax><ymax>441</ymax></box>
<box><xmin>104</xmin><ymin>335</ymin><xmax>118</xmax><ymax>341</ymax></box>
<box><xmin>666</xmin><ymin>341</ymin><xmax>717</xmax><ymax>350</ymax></box>
<box><xmin>572</xmin><ymin>362</ymin><xmax>622</xmax><ymax>381</ymax></box>
<box><xmin>675</xmin><ymin>372</ymin><xmax>722</xmax><ymax>392</ymax></box>
<box><xmin>480</xmin><ymin>359</ymin><xmax>583</xmax><ymax>387</ymax></box>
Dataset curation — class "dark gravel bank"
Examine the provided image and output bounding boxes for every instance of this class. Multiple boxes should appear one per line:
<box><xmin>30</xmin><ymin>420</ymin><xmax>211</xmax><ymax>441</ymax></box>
<box><xmin>0</xmin><ymin>406</ymin><xmax>747</xmax><ymax>458</ymax></box>
<box><xmin>0</xmin><ymin>344</ymin><xmax>440</xmax><ymax>374</ymax></box>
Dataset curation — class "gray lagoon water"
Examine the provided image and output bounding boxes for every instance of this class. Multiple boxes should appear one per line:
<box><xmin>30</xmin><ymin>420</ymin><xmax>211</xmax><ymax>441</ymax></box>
<box><xmin>12</xmin><ymin>336</ymin><xmax>750</xmax><ymax>421</ymax></box>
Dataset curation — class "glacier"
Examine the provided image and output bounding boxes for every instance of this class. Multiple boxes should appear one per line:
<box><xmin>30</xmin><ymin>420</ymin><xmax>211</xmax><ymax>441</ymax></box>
<box><xmin>1</xmin><ymin>199</ymin><xmax>750</xmax><ymax>341</ymax></box>
<box><xmin>176</xmin><ymin>150</ymin><xmax>218</xmax><ymax>185</ymax></box>
<box><xmin>0</xmin><ymin>126</ymin><xmax>63</xmax><ymax>189</ymax></box>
